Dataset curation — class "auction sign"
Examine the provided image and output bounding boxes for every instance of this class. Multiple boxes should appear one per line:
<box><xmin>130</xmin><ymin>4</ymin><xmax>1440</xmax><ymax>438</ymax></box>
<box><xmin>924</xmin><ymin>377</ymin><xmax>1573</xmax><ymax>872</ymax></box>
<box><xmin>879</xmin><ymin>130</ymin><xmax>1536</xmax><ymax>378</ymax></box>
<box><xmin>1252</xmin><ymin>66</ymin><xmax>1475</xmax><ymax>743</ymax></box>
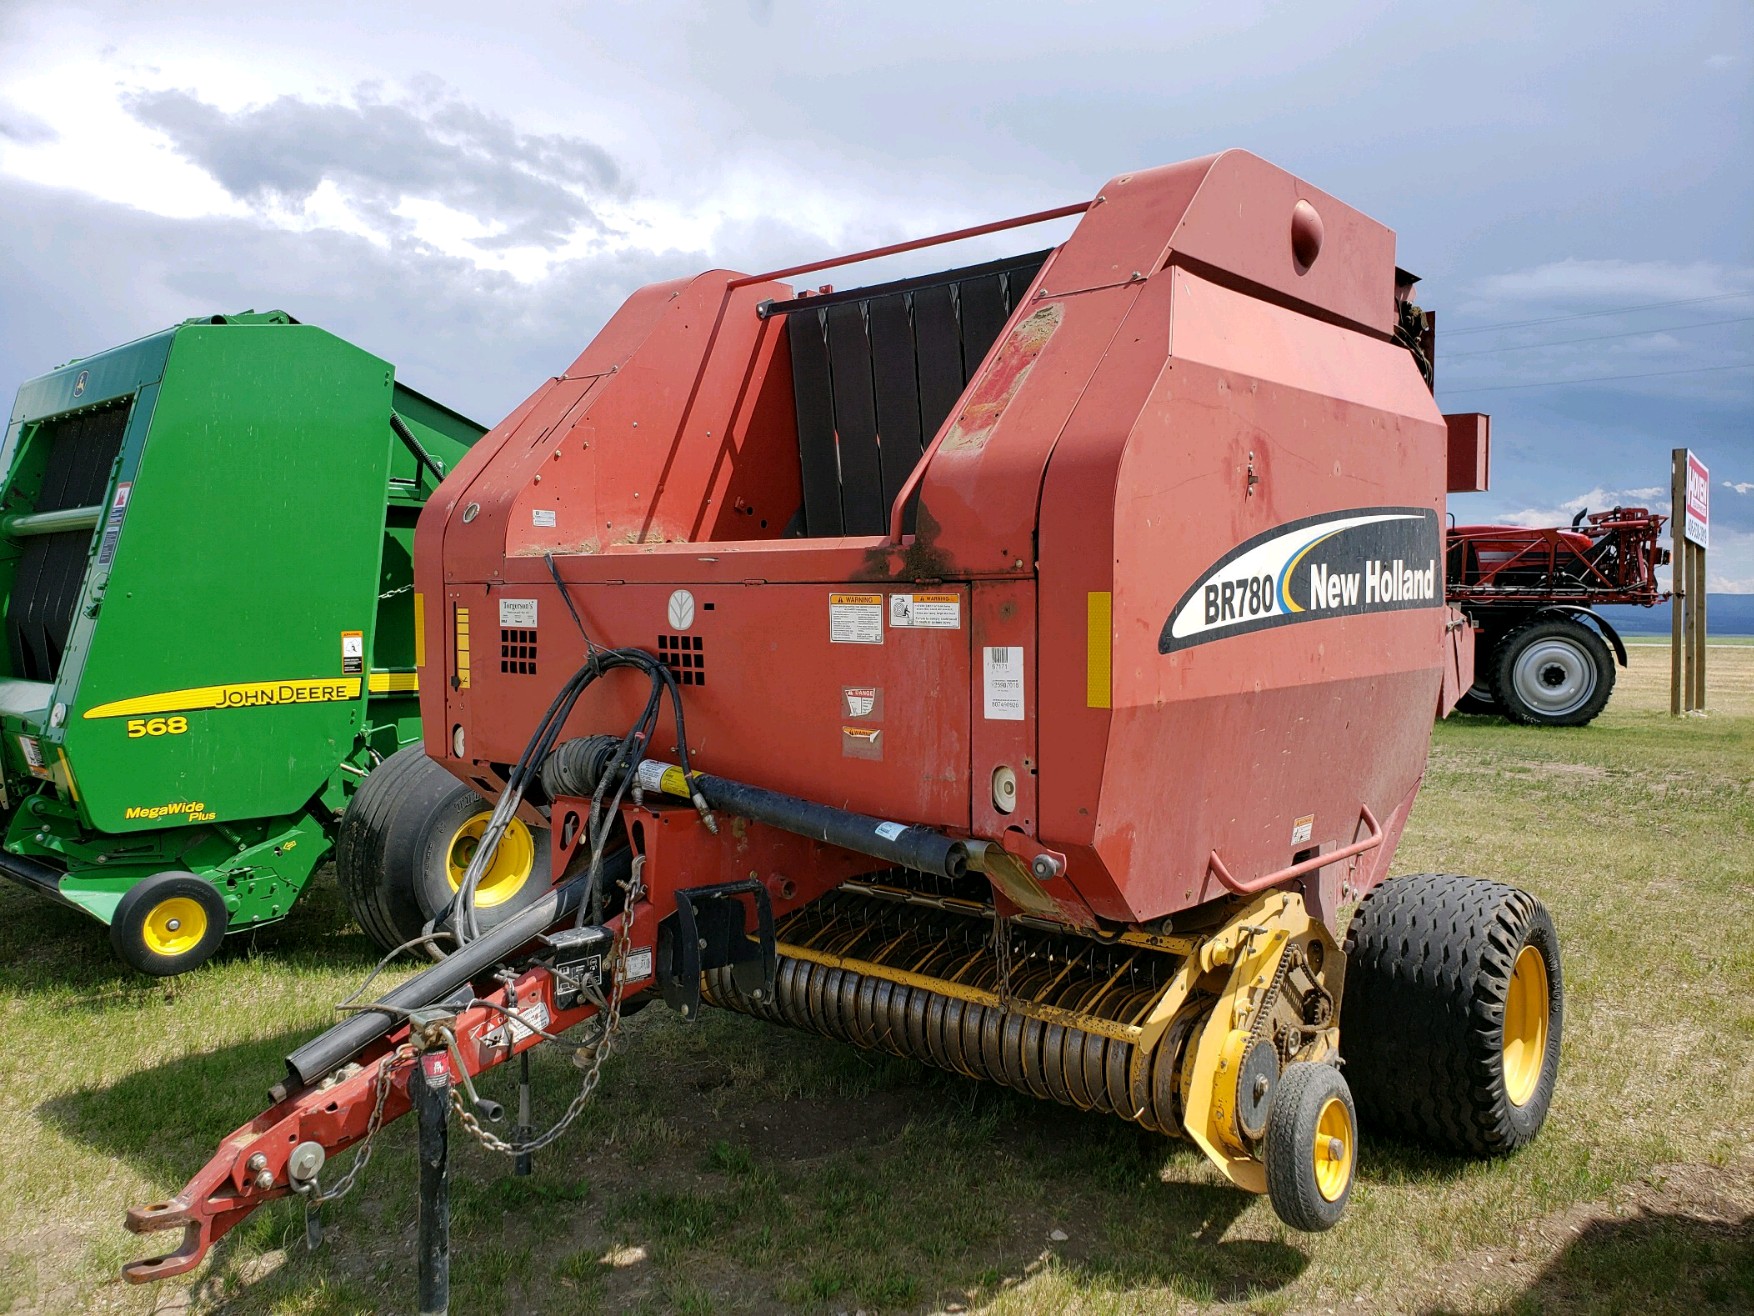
<box><xmin>1684</xmin><ymin>451</ymin><xmax>1709</xmax><ymax>548</ymax></box>
<box><xmin>1672</xmin><ymin>448</ymin><xmax>1708</xmax><ymax>714</ymax></box>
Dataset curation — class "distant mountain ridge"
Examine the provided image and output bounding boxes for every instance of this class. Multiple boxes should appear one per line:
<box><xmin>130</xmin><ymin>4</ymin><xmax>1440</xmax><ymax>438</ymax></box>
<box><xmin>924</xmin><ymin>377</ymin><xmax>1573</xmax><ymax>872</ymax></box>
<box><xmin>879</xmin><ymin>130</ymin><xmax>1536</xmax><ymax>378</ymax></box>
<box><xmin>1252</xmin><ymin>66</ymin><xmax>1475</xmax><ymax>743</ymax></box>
<box><xmin>1590</xmin><ymin>593</ymin><xmax>1754</xmax><ymax>637</ymax></box>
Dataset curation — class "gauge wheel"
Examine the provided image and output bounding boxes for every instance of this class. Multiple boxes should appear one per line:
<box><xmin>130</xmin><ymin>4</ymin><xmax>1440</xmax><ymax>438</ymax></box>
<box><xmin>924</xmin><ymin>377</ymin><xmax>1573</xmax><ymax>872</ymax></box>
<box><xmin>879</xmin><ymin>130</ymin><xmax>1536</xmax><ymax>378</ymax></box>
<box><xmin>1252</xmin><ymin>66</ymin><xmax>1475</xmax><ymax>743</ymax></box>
<box><xmin>1264</xmin><ymin>1061</ymin><xmax>1357</xmax><ymax>1232</ymax></box>
<box><xmin>110</xmin><ymin>872</ymin><xmax>230</xmax><ymax>976</ymax></box>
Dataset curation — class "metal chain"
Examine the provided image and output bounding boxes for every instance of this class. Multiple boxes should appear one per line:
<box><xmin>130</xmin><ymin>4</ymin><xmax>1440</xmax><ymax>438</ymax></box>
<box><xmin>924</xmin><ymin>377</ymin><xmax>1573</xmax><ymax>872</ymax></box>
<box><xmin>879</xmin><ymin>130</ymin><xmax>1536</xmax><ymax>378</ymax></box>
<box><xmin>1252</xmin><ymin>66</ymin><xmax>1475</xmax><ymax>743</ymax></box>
<box><xmin>1243</xmin><ymin>928</ymin><xmax>1298</xmax><ymax>1058</ymax></box>
<box><xmin>993</xmin><ymin>906</ymin><xmax>1014</xmax><ymax>1014</ymax></box>
<box><xmin>451</xmin><ymin>858</ymin><xmax>645</xmax><ymax>1157</ymax></box>
<box><xmin>301</xmin><ymin>1045</ymin><xmax>408</xmax><ymax>1205</ymax></box>
<box><xmin>378</xmin><ymin>583</ymin><xmax>414</xmax><ymax>600</ymax></box>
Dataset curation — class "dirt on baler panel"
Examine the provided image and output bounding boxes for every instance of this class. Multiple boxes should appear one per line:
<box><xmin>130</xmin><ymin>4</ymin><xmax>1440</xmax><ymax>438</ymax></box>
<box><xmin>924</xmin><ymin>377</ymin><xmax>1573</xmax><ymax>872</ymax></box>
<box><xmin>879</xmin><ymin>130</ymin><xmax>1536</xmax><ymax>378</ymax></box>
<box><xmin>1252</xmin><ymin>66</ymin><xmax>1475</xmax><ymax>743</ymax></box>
<box><xmin>125</xmin><ymin>151</ymin><xmax>1565</xmax><ymax>1291</ymax></box>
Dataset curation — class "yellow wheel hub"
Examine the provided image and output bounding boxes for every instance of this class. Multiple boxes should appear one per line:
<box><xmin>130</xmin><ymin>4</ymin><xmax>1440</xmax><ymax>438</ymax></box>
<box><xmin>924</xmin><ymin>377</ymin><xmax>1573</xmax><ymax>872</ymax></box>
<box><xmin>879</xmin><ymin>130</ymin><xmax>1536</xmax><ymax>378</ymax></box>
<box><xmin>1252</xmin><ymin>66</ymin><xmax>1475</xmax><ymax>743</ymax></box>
<box><xmin>446</xmin><ymin>812</ymin><xmax>535</xmax><ymax>909</ymax></box>
<box><xmin>1313</xmin><ymin>1096</ymin><xmax>1353</xmax><ymax>1202</ymax></box>
<box><xmin>1503</xmin><ymin>943</ymin><xmax>1550</xmax><ymax>1106</ymax></box>
<box><xmin>142</xmin><ymin>897</ymin><xmax>208</xmax><ymax>957</ymax></box>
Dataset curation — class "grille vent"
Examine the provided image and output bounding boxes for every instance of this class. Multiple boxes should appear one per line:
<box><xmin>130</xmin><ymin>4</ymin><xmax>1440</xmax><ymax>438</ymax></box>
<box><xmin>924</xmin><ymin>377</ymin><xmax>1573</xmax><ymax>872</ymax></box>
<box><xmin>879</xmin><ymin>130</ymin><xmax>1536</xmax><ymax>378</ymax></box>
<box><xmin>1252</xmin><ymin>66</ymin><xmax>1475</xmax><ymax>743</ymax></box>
<box><xmin>500</xmin><ymin>627</ymin><xmax>537</xmax><ymax>675</ymax></box>
<box><xmin>657</xmin><ymin>633</ymin><xmax>706</xmax><ymax>686</ymax></box>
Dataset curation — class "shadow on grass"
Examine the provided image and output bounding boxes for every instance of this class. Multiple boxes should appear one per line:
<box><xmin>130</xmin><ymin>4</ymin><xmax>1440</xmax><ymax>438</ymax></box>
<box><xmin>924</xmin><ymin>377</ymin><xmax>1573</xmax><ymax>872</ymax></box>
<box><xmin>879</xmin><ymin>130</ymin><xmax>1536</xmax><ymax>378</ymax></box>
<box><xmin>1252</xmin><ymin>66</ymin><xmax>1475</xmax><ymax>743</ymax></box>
<box><xmin>40</xmin><ymin>1007</ymin><xmax>1321</xmax><ymax>1313</ymax></box>
<box><xmin>0</xmin><ymin>870</ymin><xmax>378</xmax><ymax>1000</ymax></box>
<box><xmin>38</xmin><ymin>1025</ymin><xmax>318</xmax><ymax>1184</ymax></box>
<box><xmin>1427</xmin><ymin>1207</ymin><xmax>1754</xmax><ymax>1316</ymax></box>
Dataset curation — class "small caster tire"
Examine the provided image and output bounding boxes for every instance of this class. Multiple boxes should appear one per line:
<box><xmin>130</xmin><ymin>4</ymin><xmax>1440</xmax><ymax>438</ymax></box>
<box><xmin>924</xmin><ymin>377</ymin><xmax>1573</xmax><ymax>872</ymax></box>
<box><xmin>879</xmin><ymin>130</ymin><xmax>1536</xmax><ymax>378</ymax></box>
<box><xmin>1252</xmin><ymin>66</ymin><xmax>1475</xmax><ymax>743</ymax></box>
<box><xmin>1264</xmin><ymin>1061</ymin><xmax>1356</xmax><ymax>1232</ymax></box>
<box><xmin>110</xmin><ymin>871</ymin><xmax>229</xmax><ymax>976</ymax></box>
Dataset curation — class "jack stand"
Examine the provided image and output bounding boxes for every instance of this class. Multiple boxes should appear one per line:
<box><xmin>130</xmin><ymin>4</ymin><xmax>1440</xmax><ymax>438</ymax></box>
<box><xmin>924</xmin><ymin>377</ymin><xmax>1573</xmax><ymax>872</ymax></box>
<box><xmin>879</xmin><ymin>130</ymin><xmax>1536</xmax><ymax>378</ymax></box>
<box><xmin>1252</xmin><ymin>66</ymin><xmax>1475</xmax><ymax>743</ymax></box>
<box><xmin>415</xmin><ymin>1045</ymin><xmax>451</xmax><ymax>1316</ymax></box>
<box><xmin>514</xmin><ymin>1051</ymin><xmax>533</xmax><ymax>1177</ymax></box>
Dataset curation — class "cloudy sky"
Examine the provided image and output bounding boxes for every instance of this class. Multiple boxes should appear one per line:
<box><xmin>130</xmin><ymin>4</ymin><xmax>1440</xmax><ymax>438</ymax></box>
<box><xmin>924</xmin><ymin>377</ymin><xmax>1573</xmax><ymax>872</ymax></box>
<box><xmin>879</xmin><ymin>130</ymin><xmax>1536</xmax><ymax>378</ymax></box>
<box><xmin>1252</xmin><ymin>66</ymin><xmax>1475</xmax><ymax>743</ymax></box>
<box><xmin>2</xmin><ymin>1</ymin><xmax>1749</xmax><ymax>586</ymax></box>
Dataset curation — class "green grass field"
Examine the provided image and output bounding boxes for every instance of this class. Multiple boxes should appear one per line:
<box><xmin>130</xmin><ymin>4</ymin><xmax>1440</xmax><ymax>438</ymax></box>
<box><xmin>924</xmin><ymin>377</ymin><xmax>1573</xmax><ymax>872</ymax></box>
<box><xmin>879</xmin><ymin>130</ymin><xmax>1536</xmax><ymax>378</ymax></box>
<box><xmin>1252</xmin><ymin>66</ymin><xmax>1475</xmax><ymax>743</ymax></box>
<box><xmin>1</xmin><ymin>647</ymin><xmax>1749</xmax><ymax>1315</ymax></box>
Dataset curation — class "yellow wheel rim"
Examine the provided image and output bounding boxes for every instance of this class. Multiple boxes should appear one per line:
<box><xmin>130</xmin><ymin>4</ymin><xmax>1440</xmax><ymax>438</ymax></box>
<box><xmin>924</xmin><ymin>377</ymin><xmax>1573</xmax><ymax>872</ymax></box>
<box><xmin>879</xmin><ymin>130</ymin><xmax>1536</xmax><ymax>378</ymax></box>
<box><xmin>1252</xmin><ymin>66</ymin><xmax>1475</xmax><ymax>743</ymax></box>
<box><xmin>142</xmin><ymin>897</ymin><xmax>208</xmax><ymax>957</ymax></box>
<box><xmin>446</xmin><ymin>812</ymin><xmax>536</xmax><ymax>909</ymax></box>
<box><xmin>1503</xmin><ymin>943</ymin><xmax>1550</xmax><ymax>1107</ymax></box>
<box><xmin>1313</xmin><ymin>1096</ymin><xmax>1354</xmax><ymax>1202</ymax></box>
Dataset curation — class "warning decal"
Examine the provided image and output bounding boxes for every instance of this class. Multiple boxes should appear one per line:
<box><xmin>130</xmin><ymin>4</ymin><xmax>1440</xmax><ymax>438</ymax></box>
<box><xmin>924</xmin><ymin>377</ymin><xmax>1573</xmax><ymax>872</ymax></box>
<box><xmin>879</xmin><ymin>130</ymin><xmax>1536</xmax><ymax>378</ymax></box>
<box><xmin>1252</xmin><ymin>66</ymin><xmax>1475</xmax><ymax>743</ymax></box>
<box><xmin>484</xmin><ymin>999</ymin><xmax>551</xmax><ymax>1048</ymax></box>
<box><xmin>842</xmin><ymin>686</ymin><xmax>884</xmax><ymax>720</ymax></box>
<box><xmin>888</xmin><ymin>593</ymin><xmax>961</xmax><ymax>629</ymax></box>
<box><xmin>829</xmin><ymin>593</ymin><xmax>884</xmax><ymax>644</ymax></box>
<box><xmin>983</xmin><ymin>646</ymin><xmax>1026</xmax><ymax>721</ymax></box>
<box><xmin>341</xmin><ymin>630</ymin><xmax>364</xmax><ymax>675</ymax></box>
<box><xmin>842</xmin><ymin>725</ymin><xmax>883</xmax><ymax>760</ymax></box>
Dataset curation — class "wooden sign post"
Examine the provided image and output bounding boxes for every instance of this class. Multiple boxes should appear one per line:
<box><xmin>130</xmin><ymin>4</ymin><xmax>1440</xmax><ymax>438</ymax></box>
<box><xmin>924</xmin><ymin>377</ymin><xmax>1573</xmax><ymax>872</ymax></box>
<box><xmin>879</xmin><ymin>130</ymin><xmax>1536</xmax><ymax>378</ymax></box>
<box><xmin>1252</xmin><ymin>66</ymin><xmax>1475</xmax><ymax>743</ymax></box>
<box><xmin>1671</xmin><ymin>448</ymin><xmax>1708</xmax><ymax>715</ymax></box>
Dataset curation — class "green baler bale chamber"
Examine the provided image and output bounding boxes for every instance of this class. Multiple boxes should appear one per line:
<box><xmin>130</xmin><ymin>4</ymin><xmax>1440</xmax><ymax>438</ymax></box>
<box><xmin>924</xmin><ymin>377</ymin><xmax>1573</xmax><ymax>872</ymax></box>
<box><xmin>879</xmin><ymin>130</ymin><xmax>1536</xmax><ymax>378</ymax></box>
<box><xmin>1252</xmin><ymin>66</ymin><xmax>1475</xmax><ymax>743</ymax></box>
<box><xmin>0</xmin><ymin>311</ymin><xmax>485</xmax><ymax>969</ymax></box>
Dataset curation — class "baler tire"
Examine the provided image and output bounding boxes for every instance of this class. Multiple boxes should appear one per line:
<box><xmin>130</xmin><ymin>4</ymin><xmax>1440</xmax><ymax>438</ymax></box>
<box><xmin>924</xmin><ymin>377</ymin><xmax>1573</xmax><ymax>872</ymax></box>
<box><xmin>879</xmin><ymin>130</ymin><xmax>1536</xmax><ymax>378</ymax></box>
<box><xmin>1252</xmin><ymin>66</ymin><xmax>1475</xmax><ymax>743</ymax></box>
<box><xmin>1264</xmin><ymin>1061</ymin><xmax>1356</xmax><ymax>1232</ymax></box>
<box><xmin>1492</xmin><ymin>618</ymin><xmax>1613</xmax><ymax>726</ymax></box>
<box><xmin>336</xmin><ymin>745</ymin><xmax>551</xmax><ymax>955</ymax></box>
<box><xmin>1341</xmin><ymin>873</ymin><xmax>1563</xmax><ymax>1157</ymax></box>
<box><xmin>110</xmin><ymin>872</ymin><xmax>230</xmax><ymax>976</ymax></box>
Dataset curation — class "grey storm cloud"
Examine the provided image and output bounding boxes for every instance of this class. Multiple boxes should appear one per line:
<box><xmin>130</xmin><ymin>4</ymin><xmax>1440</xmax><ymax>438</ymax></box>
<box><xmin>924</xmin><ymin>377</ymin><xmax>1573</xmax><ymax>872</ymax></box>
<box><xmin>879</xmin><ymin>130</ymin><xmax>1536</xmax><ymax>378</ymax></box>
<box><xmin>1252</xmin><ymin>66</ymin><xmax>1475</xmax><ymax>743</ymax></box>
<box><xmin>0</xmin><ymin>174</ymin><xmax>683</xmax><ymax>425</ymax></box>
<box><xmin>123</xmin><ymin>81</ymin><xmax>625</xmax><ymax>250</ymax></box>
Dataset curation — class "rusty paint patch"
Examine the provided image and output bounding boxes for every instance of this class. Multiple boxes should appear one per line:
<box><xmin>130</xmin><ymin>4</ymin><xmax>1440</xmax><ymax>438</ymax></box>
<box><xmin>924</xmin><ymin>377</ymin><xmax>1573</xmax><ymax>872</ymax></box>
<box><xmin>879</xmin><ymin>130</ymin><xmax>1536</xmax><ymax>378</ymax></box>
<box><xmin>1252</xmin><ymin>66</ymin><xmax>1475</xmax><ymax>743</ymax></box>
<box><xmin>858</xmin><ymin>502</ymin><xmax>954</xmax><ymax>582</ymax></box>
<box><xmin>938</xmin><ymin>303</ymin><xmax>1063</xmax><ymax>455</ymax></box>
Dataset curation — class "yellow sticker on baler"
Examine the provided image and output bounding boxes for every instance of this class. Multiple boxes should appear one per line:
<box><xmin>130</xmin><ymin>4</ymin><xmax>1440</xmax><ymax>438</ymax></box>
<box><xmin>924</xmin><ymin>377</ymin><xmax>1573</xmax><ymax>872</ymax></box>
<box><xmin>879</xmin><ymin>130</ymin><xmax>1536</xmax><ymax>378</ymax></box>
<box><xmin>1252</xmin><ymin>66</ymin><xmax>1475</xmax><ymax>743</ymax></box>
<box><xmin>82</xmin><ymin>678</ymin><xmax>363</xmax><ymax>720</ymax></box>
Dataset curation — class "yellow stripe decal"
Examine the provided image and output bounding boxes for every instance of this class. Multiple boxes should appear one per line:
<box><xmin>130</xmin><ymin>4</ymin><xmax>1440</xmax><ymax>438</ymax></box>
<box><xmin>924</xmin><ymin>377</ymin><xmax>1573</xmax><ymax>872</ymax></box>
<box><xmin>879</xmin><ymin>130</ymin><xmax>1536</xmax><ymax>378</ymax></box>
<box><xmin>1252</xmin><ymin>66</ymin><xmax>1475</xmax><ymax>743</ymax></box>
<box><xmin>413</xmin><ymin>591</ymin><xmax>426</xmax><ymax>670</ymax></box>
<box><xmin>455</xmin><ymin>605</ymin><xmax>471</xmax><ymax>690</ymax></box>
<box><xmin>56</xmin><ymin>749</ymin><xmax>80</xmax><ymax>803</ymax></box>
<box><xmin>368</xmin><ymin>671</ymin><xmax>420</xmax><ymax>694</ymax></box>
<box><xmin>1086</xmin><ymin>591</ymin><xmax>1112</xmax><ymax>709</ymax></box>
<box><xmin>83</xmin><ymin>678</ymin><xmax>363</xmax><ymax>720</ymax></box>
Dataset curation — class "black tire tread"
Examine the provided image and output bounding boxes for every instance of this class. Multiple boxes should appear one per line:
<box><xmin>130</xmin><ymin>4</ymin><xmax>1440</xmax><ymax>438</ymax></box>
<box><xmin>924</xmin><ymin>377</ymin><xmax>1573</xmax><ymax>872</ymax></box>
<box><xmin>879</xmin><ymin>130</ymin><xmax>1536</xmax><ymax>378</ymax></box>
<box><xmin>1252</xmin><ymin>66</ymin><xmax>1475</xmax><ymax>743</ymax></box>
<box><xmin>336</xmin><ymin>744</ymin><xmax>461</xmax><ymax>952</ymax></box>
<box><xmin>110</xmin><ymin>872</ymin><xmax>230</xmax><ymax>977</ymax></box>
<box><xmin>1264</xmin><ymin>1061</ymin><xmax>1354</xmax><ymax>1232</ymax></box>
<box><xmin>1341</xmin><ymin>872</ymin><xmax>1562</xmax><ymax>1156</ymax></box>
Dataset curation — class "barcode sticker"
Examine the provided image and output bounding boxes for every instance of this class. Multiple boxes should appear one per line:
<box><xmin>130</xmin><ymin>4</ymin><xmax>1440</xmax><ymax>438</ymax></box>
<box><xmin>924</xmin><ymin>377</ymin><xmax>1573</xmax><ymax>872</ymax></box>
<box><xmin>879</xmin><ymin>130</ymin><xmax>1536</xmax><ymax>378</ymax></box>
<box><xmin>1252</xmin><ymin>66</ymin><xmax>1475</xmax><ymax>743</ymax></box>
<box><xmin>982</xmin><ymin>646</ymin><xmax>1025</xmax><ymax>721</ymax></box>
<box><xmin>95</xmin><ymin>481</ymin><xmax>131</xmax><ymax>568</ymax></box>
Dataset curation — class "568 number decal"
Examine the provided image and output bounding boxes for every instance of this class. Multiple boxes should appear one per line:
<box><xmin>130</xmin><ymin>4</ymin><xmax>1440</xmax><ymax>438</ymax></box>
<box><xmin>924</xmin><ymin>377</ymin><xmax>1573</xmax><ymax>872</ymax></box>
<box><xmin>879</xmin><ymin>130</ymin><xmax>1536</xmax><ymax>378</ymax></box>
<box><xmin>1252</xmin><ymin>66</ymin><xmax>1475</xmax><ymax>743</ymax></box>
<box><xmin>126</xmin><ymin>716</ymin><xmax>188</xmax><ymax>739</ymax></box>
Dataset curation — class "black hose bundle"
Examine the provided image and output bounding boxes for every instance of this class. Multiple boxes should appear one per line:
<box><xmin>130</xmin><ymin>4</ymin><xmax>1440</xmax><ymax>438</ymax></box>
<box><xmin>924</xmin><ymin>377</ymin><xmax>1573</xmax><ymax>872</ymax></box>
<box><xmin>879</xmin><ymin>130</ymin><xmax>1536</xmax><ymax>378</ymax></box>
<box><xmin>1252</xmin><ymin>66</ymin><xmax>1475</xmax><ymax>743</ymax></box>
<box><xmin>439</xmin><ymin>643</ymin><xmax>709</xmax><ymax>943</ymax></box>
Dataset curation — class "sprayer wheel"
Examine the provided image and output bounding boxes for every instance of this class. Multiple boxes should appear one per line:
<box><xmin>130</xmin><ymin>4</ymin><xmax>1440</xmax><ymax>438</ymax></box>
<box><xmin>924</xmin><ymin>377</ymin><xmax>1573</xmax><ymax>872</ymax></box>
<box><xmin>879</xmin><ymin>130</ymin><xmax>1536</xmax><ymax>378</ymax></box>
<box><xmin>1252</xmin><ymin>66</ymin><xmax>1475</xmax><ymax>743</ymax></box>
<box><xmin>110</xmin><ymin>872</ymin><xmax>230</xmax><ymax>976</ymax></box>
<box><xmin>1264</xmin><ymin>1062</ymin><xmax>1356</xmax><ymax>1232</ymax></box>
<box><xmin>1454</xmin><ymin>681</ymin><xmax>1498</xmax><ymax>715</ymax></box>
<box><xmin>336</xmin><ymin>745</ymin><xmax>551</xmax><ymax>955</ymax></box>
<box><xmin>1492</xmin><ymin>617</ymin><xmax>1613</xmax><ymax>726</ymax></box>
<box><xmin>1341</xmin><ymin>873</ymin><xmax>1563</xmax><ymax>1156</ymax></box>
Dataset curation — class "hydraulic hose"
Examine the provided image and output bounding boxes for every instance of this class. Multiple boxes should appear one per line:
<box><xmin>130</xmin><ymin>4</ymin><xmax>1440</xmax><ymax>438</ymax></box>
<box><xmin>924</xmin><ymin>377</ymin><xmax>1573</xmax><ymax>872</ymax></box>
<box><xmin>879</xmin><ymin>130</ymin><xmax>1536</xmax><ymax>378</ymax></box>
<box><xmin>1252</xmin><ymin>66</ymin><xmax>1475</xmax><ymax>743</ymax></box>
<box><xmin>275</xmin><ymin>852</ymin><xmax>631</xmax><ymax>1102</ymax></box>
<box><xmin>623</xmin><ymin>755</ymin><xmax>969</xmax><ymax>880</ymax></box>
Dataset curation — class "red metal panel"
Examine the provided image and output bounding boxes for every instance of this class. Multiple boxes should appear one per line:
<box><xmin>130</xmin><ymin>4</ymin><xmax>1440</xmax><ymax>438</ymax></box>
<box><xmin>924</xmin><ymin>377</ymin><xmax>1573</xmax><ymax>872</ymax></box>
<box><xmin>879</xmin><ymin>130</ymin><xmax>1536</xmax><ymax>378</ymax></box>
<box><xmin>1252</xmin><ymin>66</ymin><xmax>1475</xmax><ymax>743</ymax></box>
<box><xmin>1041</xmin><ymin>267</ymin><xmax>1445</xmax><ymax>923</ymax></box>
<box><xmin>1445</xmin><ymin>412</ymin><xmax>1491</xmax><ymax>493</ymax></box>
<box><xmin>449</xmin><ymin>575</ymin><xmax>973</xmax><ymax>829</ymax></box>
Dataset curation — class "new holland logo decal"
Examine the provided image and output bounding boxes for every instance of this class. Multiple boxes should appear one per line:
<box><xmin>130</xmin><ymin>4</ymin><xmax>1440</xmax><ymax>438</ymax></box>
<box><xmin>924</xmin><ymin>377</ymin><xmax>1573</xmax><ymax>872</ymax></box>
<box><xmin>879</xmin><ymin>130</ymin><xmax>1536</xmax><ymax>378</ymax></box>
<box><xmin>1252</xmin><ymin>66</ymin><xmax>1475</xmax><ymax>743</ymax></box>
<box><xmin>1160</xmin><ymin>507</ymin><xmax>1442</xmax><ymax>653</ymax></box>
